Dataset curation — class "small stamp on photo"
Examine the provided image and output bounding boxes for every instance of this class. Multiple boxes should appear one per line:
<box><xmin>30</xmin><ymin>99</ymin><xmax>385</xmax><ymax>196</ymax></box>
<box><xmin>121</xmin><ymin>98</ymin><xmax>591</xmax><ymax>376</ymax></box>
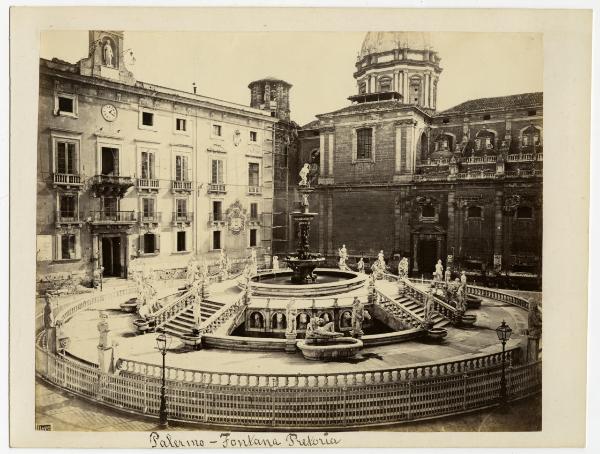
<box><xmin>35</xmin><ymin>424</ymin><xmax>52</xmax><ymax>431</ymax></box>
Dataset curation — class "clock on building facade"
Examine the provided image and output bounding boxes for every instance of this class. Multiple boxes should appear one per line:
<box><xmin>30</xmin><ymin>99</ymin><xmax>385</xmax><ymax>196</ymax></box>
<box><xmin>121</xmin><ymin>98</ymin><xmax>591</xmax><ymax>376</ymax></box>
<box><xmin>101</xmin><ymin>104</ymin><xmax>118</xmax><ymax>121</ymax></box>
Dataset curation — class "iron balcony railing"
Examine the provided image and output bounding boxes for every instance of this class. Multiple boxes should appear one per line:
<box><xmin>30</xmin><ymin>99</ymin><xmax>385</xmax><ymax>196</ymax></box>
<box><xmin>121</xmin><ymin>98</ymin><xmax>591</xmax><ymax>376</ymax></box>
<box><xmin>208</xmin><ymin>212</ymin><xmax>225</xmax><ymax>225</ymax></box>
<box><xmin>55</xmin><ymin>210</ymin><xmax>81</xmax><ymax>225</ymax></box>
<box><xmin>172</xmin><ymin>212</ymin><xmax>193</xmax><ymax>223</ymax></box>
<box><xmin>138</xmin><ymin>212</ymin><xmax>162</xmax><ymax>223</ymax></box>
<box><xmin>90</xmin><ymin>211</ymin><xmax>137</xmax><ymax>223</ymax></box>
<box><xmin>248</xmin><ymin>185</ymin><xmax>262</xmax><ymax>195</ymax></box>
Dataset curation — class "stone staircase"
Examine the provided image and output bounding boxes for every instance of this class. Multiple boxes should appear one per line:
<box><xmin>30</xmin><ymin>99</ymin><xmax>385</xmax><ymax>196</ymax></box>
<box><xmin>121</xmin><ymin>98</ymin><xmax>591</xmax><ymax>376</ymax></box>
<box><xmin>380</xmin><ymin>294</ymin><xmax>450</xmax><ymax>329</ymax></box>
<box><xmin>161</xmin><ymin>299</ymin><xmax>227</xmax><ymax>338</ymax></box>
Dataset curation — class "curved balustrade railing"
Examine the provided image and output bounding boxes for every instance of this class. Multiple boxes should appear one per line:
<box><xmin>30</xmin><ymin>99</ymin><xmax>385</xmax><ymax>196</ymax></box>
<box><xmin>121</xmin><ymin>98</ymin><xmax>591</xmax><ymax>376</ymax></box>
<box><xmin>53</xmin><ymin>286</ymin><xmax>137</xmax><ymax>324</ymax></box>
<box><xmin>36</xmin><ymin>342</ymin><xmax>539</xmax><ymax>429</ymax></box>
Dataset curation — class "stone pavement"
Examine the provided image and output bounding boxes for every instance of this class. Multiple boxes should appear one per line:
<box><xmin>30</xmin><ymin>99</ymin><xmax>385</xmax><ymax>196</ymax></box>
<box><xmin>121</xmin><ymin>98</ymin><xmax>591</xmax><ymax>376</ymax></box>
<box><xmin>35</xmin><ymin>378</ymin><xmax>541</xmax><ymax>432</ymax></box>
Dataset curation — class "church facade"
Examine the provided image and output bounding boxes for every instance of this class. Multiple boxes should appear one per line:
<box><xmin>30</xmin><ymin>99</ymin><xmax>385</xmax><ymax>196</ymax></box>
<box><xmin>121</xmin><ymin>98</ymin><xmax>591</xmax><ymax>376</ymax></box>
<box><xmin>36</xmin><ymin>31</ymin><xmax>278</xmax><ymax>290</ymax></box>
<box><xmin>296</xmin><ymin>32</ymin><xmax>542</xmax><ymax>289</ymax></box>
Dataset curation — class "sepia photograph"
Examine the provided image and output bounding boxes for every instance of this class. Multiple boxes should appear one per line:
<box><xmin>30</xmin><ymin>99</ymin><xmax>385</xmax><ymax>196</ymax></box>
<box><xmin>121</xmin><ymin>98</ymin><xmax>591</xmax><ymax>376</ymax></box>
<box><xmin>8</xmin><ymin>5</ymin><xmax>594</xmax><ymax>450</ymax></box>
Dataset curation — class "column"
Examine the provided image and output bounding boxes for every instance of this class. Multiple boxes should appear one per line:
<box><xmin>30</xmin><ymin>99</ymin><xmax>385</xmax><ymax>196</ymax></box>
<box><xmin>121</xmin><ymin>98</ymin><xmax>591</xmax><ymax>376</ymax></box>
<box><xmin>328</xmin><ymin>134</ymin><xmax>334</xmax><ymax>178</ymax></box>
<box><xmin>424</xmin><ymin>73</ymin><xmax>429</xmax><ymax>107</ymax></box>
<box><xmin>326</xmin><ymin>193</ymin><xmax>333</xmax><ymax>255</ymax></box>
<box><xmin>412</xmin><ymin>236</ymin><xmax>419</xmax><ymax>272</ymax></box>
<box><xmin>494</xmin><ymin>190</ymin><xmax>504</xmax><ymax>271</ymax></box>
<box><xmin>395</xmin><ymin>125</ymin><xmax>402</xmax><ymax>173</ymax></box>
<box><xmin>319</xmin><ymin>133</ymin><xmax>325</xmax><ymax>176</ymax></box>
<box><xmin>447</xmin><ymin>191</ymin><xmax>455</xmax><ymax>255</ymax></box>
<box><xmin>405</xmin><ymin>123</ymin><xmax>413</xmax><ymax>172</ymax></box>
<box><xmin>403</xmin><ymin>72</ymin><xmax>409</xmax><ymax>100</ymax></box>
<box><xmin>318</xmin><ymin>195</ymin><xmax>325</xmax><ymax>253</ymax></box>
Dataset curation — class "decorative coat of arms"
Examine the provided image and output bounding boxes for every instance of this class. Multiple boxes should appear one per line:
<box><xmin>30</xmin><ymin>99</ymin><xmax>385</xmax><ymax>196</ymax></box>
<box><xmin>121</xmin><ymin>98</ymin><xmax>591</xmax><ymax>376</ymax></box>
<box><xmin>225</xmin><ymin>200</ymin><xmax>247</xmax><ymax>235</ymax></box>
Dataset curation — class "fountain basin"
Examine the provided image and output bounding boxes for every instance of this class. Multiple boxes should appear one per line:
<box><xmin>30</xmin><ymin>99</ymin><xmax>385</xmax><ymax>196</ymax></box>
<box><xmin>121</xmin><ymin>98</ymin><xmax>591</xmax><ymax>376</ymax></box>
<box><xmin>249</xmin><ymin>269</ymin><xmax>367</xmax><ymax>297</ymax></box>
<box><xmin>119</xmin><ymin>297</ymin><xmax>140</xmax><ymax>313</ymax></box>
<box><xmin>466</xmin><ymin>295</ymin><xmax>483</xmax><ymax>309</ymax></box>
<box><xmin>460</xmin><ymin>314</ymin><xmax>477</xmax><ymax>327</ymax></box>
<box><xmin>296</xmin><ymin>337</ymin><xmax>363</xmax><ymax>361</ymax></box>
<box><xmin>426</xmin><ymin>328</ymin><xmax>448</xmax><ymax>342</ymax></box>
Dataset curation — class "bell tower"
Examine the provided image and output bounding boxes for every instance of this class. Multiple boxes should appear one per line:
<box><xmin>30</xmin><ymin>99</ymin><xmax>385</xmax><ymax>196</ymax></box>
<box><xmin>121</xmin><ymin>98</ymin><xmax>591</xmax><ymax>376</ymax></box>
<box><xmin>248</xmin><ymin>77</ymin><xmax>292</xmax><ymax>121</ymax></box>
<box><xmin>79</xmin><ymin>30</ymin><xmax>135</xmax><ymax>85</ymax></box>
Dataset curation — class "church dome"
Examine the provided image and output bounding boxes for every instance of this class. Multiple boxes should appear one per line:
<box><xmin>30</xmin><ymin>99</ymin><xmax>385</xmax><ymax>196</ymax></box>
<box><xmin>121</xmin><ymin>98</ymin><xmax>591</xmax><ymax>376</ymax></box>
<box><xmin>359</xmin><ymin>31</ymin><xmax>433</xmax><ymax>58</ymax></box>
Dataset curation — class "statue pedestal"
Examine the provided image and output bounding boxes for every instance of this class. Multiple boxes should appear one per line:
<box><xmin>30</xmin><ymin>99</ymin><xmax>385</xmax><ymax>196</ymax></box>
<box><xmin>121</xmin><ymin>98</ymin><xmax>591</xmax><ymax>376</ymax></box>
<box><xmin>285</xmin><ymin>333</ymin><xmax>297</xmax><ymax>353</ymax></box>
<box><xmin>97</xmin><ymin>346</ymin><xmax>114</xmax><ymax>374</ymax></box>
<box><xmin>526</xmin><ymin>336</ymin><xmax>541</xmax><ymax>362</ymax></box>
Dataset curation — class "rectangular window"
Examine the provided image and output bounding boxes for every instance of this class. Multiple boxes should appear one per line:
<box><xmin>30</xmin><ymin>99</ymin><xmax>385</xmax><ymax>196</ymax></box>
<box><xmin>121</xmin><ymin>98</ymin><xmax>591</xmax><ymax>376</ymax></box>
<box><xmin>175</xmin><ymin>155</ymin><xmax>189</xmax><ymax>181</ymax></box>
<box><xmin>140</xmin><ymin>151</ymin><xmax>155</xmax><ymax>179</ymax></box>
<box><xmin>142</xmin><ymin>111</ymin><xmax>154</xmax><ymax>126</ymax></box>
<box><xmin>56</xmin><ymin>141</ymin><xmax>78</xmax><ymax>174</ymax></box>
<box><xmin>211</xmin><ymin>159</ymin><xmax>224</xmax><ymax>184</ymax></box>
<box><xmin>143</xmin><ymin>233</ymin><xmax>156</xmax><ymax>253</ymax></box>
<box><xmin>177</xmin><ymin>231</ymin><xmax>187</xmax><ymax>252</ymax></box>
<box><xmin>213</xmin><ymin>231</ymin><xmax>221</xmax><ymax>250</ymax></box>
<box><xmin>213</xmin><ymin>201</ymin><xmax>222</xmax><ymax>221</ymax></box>
<box><xmin>142</xmin><ymin>198</ymin><xmax>155</xmax><ymax>218</ymax></box>
<box><xmin>175</xmin><ymin>118</ymin><xmax>187</xmax><ymax>131</ymax></box>
<box><xmin>213</xmin><ymin>124</ymin><xmax>222</xmax><ymax>137</ymax></box>
<box><xmin>248</xmin><ymin>163</ymin><xmax>260</xmax><ymax>186</ymax></box>
<box><xmin>101</xmin><ymin>147</ymin><xmax>119</xmax><ymax>176</ymax></box>
<box><xmin>176</xmin><ymin>199</ymin><xmax>187</xmax><ymax>217</ymax></box>
<box><xmin>357</xmin><ymin>128</ymin><xmax>372</xmax><ymax>160</ymax></box>
<box><xmin>250</xmin><ymin>203</ymin><xmax>258</xmax><ymax>220</ymax></box>
<box><xmin>59</xmin><ymin>195</ymin><xmax>76</xmax><ymax>219</ymax></box>
<box><xmin>58</xmin><ymin>96</ymin><xmax>74</xmax><ymax>114</ymax></box>
<box><xmin>103</xmin><ymin>197</ymin><xmax>118</xmax><ymax>215</ymax></box>
<box><xmin>250</xmin><ymin>131</ymin><xmax>258</xmax><ymax>142</ymax></box>
<box><xmin>249</xmin><ymin>229</ymin><xmax>257</xmax><ymax>247</ymax></box>
<box><xmin>61</xmin><ymin>234</ymin><xmax>77</xmax><ymax>260</ymax></box>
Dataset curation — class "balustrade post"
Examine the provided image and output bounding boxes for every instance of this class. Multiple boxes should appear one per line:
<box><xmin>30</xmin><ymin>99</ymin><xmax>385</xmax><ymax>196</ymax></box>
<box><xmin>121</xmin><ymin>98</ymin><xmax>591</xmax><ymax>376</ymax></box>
<box><xmin>462</xmin><ymin>373</ymin><xmax>468</xmax><ymax>409</ymax></box>
<box><xmin>407</xmin><ymin>380</ymin><xmax>412</xmax><ymax>419</ymax></box>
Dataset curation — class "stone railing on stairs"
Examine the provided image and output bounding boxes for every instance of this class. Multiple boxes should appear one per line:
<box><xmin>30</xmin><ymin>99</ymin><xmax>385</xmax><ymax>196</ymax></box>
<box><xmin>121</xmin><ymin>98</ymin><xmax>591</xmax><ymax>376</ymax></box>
<box><xmin>199</xmin><ymin>294</ymin><xmax>247</xmax><ymax>335</ymax></box>
<box><xmin>374</xmin><ymin>286</ymin><xmax>424</xmax><ymax>329</ymax></box>
<box><xmin>151</xmin><ymin>289</ymin><xmax>196</xmax><ymax>330</ymax></box>
<box><xmin>402</xmin><ymin>278</ymin><xmax>461</xmax><ymax>324</ymax></box>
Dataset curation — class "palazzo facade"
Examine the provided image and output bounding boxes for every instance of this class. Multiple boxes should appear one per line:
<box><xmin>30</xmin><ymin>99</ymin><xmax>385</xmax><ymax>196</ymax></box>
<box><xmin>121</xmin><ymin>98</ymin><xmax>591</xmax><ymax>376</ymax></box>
<box><xmin>36</xmin><ymin>31</ymin><xmax>278</xmax><ymax>289</ymax></box>
<box><xmin>296</xmin><ymin>32</ymin><xmax>542</xmax><ymax>288</ymax></box>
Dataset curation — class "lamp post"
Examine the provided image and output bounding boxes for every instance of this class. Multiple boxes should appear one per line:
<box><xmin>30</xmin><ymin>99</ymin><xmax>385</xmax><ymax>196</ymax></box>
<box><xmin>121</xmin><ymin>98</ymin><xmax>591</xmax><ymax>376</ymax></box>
<box><xmin>495</xmin><ymin>320</ymin><xmax>513</xmax><ymax>404</ymax></box>
<box><xmin>155</xmin><ymin>329</ymin><xmax>171</xmax><ymax>429</ymax></box>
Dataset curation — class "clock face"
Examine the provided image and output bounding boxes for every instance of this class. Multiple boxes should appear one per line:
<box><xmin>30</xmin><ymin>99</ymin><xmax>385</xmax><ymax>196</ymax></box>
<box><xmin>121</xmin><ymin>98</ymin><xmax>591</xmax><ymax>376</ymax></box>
<box><xmin>101</xmin><ymin>104</ymin><xmax>118</xmax><ymax>122</ymax></box>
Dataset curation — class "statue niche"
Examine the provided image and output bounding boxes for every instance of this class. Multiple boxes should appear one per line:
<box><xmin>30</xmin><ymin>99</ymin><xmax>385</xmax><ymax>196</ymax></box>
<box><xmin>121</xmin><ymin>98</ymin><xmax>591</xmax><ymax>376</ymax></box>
<box><xmin>102</xmin><ymin>37</ymin><xmax>117</xmax><ymax>68</ymax></box>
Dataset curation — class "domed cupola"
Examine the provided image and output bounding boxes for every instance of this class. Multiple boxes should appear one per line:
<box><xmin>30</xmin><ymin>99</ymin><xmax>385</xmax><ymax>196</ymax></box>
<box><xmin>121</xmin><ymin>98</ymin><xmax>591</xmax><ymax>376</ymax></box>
<box><xmin>351</xmin><ymin>31</ymin><xmax>442</xmax><ymax>111</ymax></box>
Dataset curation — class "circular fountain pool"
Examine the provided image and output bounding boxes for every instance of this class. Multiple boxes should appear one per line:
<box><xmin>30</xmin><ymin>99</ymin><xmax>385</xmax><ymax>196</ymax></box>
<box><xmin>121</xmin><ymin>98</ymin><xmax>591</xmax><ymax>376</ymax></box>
<box><xmin>247</xmin><ymin>268</ymin><xmax>368</xmax><ymax>297</ymax></box>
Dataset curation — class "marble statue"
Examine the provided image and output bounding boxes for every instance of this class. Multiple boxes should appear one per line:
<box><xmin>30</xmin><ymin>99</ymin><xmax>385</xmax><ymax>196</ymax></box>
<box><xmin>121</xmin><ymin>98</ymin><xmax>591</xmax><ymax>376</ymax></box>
<box><xmin>338</xmin><ymin>244</ymin><xmax>349</xmax><ymax>271</ymax></box>
<box><xmin>137</xmin><ymin>302</ymin><xmax>150</xmax><ymax>320</ymax></box>
<box><xmin>103</xmin><ymin>41</ymin><xmax>114</xmax><ymax>67</ymax></box>
<box><xmin>434</xmin><ymin>260</ymin><xmax>444</xmax><ymax>282</ymax></box>
<box><xmin>275</xmin><ymin>312</ymin><xmax>285</xmax><ymax>330</ymax></box>
<box><xmin>357</xmin><ymin>257</ymin><xmax>365</xmax><ymax>274</ymax></box>
<box><xmin>43</xmin><ymin>293</ymin><xmax>55</xmax><ymax>329</ymax></box>
<box><xmin>444</xmin><ymin>267</ymin><xmax>452</xmax><ymax>284</ymax></box>
<box><xmin>460</xmin><ymin>271</ymin><xmax>468</xmax><ymax>294</ymax></box>
<box><xmin>398</xmin><ymin>257</ymin><xmax>409</xmax><ymax>278</ymax></box>
<box><xmin>301</xmin><ymin>193</ymin><xmax>310</xmax><ymax>210</ymax></box>
<box><xmin>299</xmin><ymin>163</ymin><xmax>310</xmax><ymax>186</ymax></box>
<box><xmin>305</xmin><ymin>317</ymin><xmax>342</xmax><ymax>341</ymax></box>
<box><xmin>424</xmin><ymin>286</ymin><xmax>435</xmax><ymax>322</ymax></box>
<box><xmin>286</xmin><ymin>299</ymin><xmax>297</xmax><ymax>334</ymax></box>
<box><xmin>253</xmin><ymin>312</ymin><xmax>263</xmax><ymax>329</ymax></box>
<box><xmin>272</xmin><ymin>255</ymin><xmax>279</xmax><ymax>271</ymax></box>
<box><xmin>351</xmin><ymin>297</ymin><xmax>365</xmax><ymax>338</ymax></box>
<box><xmin>97</xmin><ymin>312</ymin><xmax>112</xmax><ymax>349</ymax></box>
<box><xmin>340</xmin><ymin>310</ymin><xmax>352</xmax><ymax>328</ymax></box>
<box><xmin>250</xmin><ymin>248</ymin><xmax>258</xmax><ymax>275</ymax></box>
<box><xmin>456</xmin><ymin>284</ymin><xmax>467</xmax><ymax>313</ymax></box>
<box><xmin>378</xmin><ymin>250</ymin><xmax>385</xmax><ymax>264</ymax></box>
<box><xmin>371</xmin><ymin>251</ymin><xmax>386</xmax><ymax>278</ymax></box>
<box><xmin>218</xmin><ymin>249</ymin><xmax>229</xmax><ymax>280</ymax></box>
<box><xmin>298</xmin><ymin>313</ymin><xmax>309</xmax><ymax>331</ymax></box>
<box><xmin>186</xmin><ymin>257</ymin><xmax>199</xmax><ymax>288</ymax></box>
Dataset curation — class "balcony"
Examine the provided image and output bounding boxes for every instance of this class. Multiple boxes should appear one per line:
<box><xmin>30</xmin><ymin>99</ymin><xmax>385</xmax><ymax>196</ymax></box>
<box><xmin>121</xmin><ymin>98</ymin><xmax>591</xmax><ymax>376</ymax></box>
<box><xmin>138</xmin><ymin>212</ymin><xmax>162</xmax><ymax>226</ymax></box>
<box><xmin>208</xmin><ymin>212</ymin><xmax>226</xmax><ymax>227</ymax></box>
<box><xmin>52</xmin><ymin>173</ymin><xmax>82</xmax><ymax>189</ymax></box>
<box><xmin>171</xmin><ymin>180</ymin><xmax>193</xmax><ymax>193</ymax></box>
<box><xmin>137</xmin><ymin>178</ymin><xmax>160</xmax><ymax>193</ymax></box>
<box><xmin>248</xmin><ymin>215</ymin><xmax>261</xmax><ymax>226</ymax></box>
<box><xmin>89</xmin><ymin>210</ymin><xmax>137</xmax><ymax>227</ymax></box>
<box><xmin>207</xmin><ymin>183</ymin><xmax>226</xmax><ymax>194</ymax></box>
<box><xmin>172</xmin><ymin>212</ymin><xmax>193</xmax><ymax>226</ymax></box>
<box><xmin>248</xmin><ymin>185</ymin><xmax>262</xmax><ymax>195</ymax></box>
<box><xmin>55</xmin><ymin>210</ymin><xmax>83</xmax><ymax>228</ymax></box>
<box><xmin>90</xmin><ymin>175</ymin><xmax>134</xmax><ymax>198</ymax></box>
<box><xmin>506</xmin><ymin>153</ymin><xmax>543</xmax><ymax>163</ymax></box>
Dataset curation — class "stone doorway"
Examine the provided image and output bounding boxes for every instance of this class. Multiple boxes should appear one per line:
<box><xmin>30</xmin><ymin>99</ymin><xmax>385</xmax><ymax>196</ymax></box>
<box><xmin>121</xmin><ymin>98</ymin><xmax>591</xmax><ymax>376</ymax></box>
<box><xmin>101</xmin><ymin>236</ymin><xmax>123</xmax><ymax>277</ymax></box>
<box><xmin>418</xmin><ymin>239</ymin><xmax>437</xmax><ymax>273</ymax></box>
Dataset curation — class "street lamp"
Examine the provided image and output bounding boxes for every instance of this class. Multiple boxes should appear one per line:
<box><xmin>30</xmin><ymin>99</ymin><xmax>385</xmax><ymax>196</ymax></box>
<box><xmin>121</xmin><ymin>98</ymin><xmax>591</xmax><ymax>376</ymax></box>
<box><xmin>495</xmin><ymin>320</ymin><xmax>513</xmax><ymax>404</ymax></box>
<box><xmin>155</xmin><ymin>329</ymin><xmax>171</xmax><ymax>429</ymax></box>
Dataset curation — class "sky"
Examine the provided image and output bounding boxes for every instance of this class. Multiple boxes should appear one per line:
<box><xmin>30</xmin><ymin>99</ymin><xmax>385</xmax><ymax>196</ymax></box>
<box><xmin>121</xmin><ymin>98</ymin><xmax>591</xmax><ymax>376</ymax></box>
<box><xmin>40</xmin><ymin>31</ymin><xmax>543</xmax><ymax>126</ymax></box>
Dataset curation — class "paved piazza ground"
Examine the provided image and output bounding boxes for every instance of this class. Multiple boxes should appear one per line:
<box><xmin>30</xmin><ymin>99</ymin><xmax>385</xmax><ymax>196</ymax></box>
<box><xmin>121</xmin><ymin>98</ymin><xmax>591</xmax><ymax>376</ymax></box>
<box><xmin>61</xmin><ymin>278</ymin><xmax>529</xmax><ymax>375</ymax></box>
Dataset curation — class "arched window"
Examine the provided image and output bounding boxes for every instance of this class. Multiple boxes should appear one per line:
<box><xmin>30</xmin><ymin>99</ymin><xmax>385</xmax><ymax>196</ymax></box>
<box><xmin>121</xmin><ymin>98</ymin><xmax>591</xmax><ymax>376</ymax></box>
<box><xmin>422</xmin><ymin>205</ymin><xmax>435</xmax><ymax>218</ymax></box>
<box><xmin>409</xmin><ymin>76</ymin><xmax>422</xmax><ymax>104</ymax></box>
<box><xmin>467</xmin><ymin>206</ymin><xmax>483</xmax><ymax>218</ymax></box>
<box><xmin>378</xmin><ymin>77</ymin><xmax>392</xmax><ymax>92</ymax></box>
<box><xmin>516</xmin><ymin>206</ymin><xmax>533</xmax><ymax>219</ymax></box>
<box><xmin>521</xmin><ymin>125</ymin><xmax>541</xmax><ymax>148</ymax></box>
<box><xmin>475</xmin><ymin>130</ymin><xmax>495</xmax><ymax>151</ymax></box>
